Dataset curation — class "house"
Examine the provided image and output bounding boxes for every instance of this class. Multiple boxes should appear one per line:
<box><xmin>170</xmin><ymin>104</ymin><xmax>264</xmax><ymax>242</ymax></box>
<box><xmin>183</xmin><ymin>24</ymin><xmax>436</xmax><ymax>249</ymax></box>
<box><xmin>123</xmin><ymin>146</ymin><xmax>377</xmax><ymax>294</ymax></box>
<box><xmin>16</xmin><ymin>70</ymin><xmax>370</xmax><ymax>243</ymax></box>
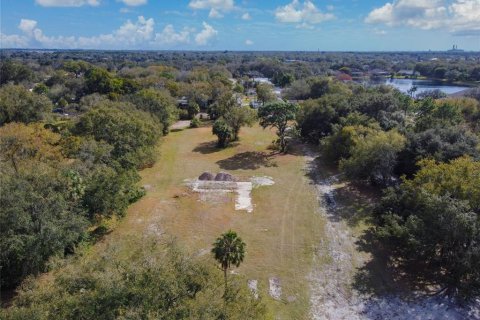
<box><xmin>336</xmin><ymin>73</ymin><xmax>353</xmax><ymax>82</ymax></box>
<box><xmin>397</xmin><ymin>70</ymin><xmax>419</xmax><ymax>77</ymax></box>
<box><xmin>177</xmin><ymin>96</ymin><xmax>189</xmax><ymax>108</ymax></box>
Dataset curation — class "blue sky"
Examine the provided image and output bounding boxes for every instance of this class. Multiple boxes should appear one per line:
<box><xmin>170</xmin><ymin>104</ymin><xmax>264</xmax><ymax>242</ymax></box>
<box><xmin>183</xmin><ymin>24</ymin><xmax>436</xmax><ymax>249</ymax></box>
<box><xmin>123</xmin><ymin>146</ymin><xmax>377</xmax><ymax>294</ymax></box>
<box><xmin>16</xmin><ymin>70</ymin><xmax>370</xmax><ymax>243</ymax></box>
<box><xmin>1</xmin><ymin>0</ymin><xmax>479</xmax><ymax>51</ymax></box>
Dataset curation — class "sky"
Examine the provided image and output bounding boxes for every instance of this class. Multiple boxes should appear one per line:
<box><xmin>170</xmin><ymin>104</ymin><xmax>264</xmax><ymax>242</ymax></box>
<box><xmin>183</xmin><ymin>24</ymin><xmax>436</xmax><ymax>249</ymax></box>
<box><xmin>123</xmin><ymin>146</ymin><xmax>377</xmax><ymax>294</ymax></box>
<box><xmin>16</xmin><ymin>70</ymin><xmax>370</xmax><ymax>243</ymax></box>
<box><xmin>1</xmin><ymin>0</ymin><xmax>479</xmax><ymax>51</ymax></box>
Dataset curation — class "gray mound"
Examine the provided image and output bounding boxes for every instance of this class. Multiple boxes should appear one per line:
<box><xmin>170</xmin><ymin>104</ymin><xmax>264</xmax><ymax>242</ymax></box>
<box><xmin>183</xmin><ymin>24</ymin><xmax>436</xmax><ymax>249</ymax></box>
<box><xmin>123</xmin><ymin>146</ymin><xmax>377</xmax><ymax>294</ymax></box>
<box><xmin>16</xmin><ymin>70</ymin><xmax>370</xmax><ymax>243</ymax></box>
<box><xmin>215</xmin><ymin>172</ymin><xmax>234</xmax><ymax>181</ymax></box>
<box><xmin>199</xmin><ymin>172</ymin><xmax>214</xmax><ymax>181</ymax></box>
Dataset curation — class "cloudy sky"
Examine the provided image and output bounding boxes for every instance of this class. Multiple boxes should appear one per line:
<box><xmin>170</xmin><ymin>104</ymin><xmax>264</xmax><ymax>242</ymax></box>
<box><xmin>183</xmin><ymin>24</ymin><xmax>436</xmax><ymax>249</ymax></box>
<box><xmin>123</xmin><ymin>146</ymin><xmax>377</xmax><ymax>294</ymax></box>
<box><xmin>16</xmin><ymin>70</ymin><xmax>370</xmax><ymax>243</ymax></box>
<box><xmin>1</xmin><ymin>0</ymin><xmax>479</xmax><ymax>51</ymax></box>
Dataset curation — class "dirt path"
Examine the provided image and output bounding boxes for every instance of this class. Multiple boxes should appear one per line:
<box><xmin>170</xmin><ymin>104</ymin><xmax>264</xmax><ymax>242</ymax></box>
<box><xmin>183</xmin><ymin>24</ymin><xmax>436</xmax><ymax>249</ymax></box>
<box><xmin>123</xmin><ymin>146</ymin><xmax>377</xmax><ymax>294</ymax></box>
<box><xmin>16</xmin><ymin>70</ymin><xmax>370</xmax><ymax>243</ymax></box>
<box><xmin>305</xmin><ymin>148</ymin><xmax>480</xmax><ymax>320</ymax></box>
<box><xmin>170</xmin><ymin>120</ymin><xmax>191</xmax><ymax>130</ymax></box>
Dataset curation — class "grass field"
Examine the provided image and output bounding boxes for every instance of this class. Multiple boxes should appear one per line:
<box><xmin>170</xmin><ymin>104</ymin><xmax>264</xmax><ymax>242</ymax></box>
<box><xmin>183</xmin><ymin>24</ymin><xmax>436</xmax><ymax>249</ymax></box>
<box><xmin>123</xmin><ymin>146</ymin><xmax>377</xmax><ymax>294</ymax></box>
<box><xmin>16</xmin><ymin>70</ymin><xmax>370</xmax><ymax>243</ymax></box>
<box><xmin>93</xmin><ymin>123</ymin><xmax>324</xmax><ymax>319</ymax></box>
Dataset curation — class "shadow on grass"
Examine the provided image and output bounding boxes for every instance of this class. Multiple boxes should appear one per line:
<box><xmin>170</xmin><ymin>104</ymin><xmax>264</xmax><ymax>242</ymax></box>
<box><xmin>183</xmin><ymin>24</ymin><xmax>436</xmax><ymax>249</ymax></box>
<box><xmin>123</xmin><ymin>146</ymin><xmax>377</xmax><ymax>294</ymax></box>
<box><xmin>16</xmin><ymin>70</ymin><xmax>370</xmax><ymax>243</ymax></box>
<box><xmin>192</xmin><ymin>141</ymin><xmax>234</xmax><ymax>154</ymax></box>
<box><xmin>352</xmin><ymin>230</ymin><xmax>401</xmax><ymax>296</ymax></box>
<box><xmin>216</xmin><ymin>151</ymin><xmax>278</xmax><ymax>170</ymax></box>
<box><xmin>353</xmin><ymin>229</ymin><xmax>443</xmax><ymax>298</ymax></box>
<box><xmin>88</xmin><ymin>225</ymin><xmax>113</xmax><ymax>243</ymax></box>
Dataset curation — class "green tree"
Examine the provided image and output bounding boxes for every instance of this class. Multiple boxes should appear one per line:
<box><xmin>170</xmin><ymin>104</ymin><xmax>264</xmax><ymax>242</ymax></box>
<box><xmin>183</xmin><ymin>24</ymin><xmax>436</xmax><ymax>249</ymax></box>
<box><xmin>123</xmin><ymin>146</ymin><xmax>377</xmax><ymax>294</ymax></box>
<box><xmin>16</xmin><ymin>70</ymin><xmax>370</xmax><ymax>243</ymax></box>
<box><xmin>3</xmin><ymin>238</ymin><xmax>267</xmax><ymax>320</ymax></box>
<box><xmin>224</xmin><ymin>106</ymin><xmax>257</xmax><ymax>141</ymax></box>
<box><xmin>256</xmin><ymin>83</ymin><xmax>276</xmax><ymax>105</ymax></box>
<box><xmin>126</xmin><ymin>88</ymin><xmax>178</xmax><ymax>134</ymax></box>
<box><xmin>258</xmin><ymin>102</ymin><xmax>299</xmax><ymax>152</ymax></box>
<box><xmin>0</xmin><ymin>170</ymin><xmax>87</xmax><ymax>288</ymax></box>
<box><xmin>212</xmin><ymin>230</ymin><xmax>246</xmax><ymax>291</ymax></box>
<box><xmin>340</xmin><ymin>129</ymin><xmax>406</xmax><ymax>185</ymax></box>
<box><xmin>0</xmin><ymin>84</ymin><xmax>52</xmax><ymax>125</ymax></box>
<box><xmin>187</xmin><ymin>101</ymin><xmax>200</xmax><ymax>119</ymax></box>
<box><xmin>62</xmin><ymin>60</ymin><xmax>90</xmax><ymax>78</ymax></box>
<box><xmin>212</xmin><ymin>118</ymin><xmax>233</xmax><ymax>148</ymax></box>
<box><xmin>0</xmin><ymin>60</ymin><xmax>33</xmax><ymax>85</ymax></box>
<box><xmin>375</xmin><ymin>157</ymin><xmax>480</xmax><ymax>298</ymax></box>
<box><xmin>73</xmin><ymin>102</ymin><xmax>161</xmax><ymax>169</ymax></box>
<box><xmin>296</xmin><ymin>94</ymin><xmax>351</xmax><ymax>142</ymax></box>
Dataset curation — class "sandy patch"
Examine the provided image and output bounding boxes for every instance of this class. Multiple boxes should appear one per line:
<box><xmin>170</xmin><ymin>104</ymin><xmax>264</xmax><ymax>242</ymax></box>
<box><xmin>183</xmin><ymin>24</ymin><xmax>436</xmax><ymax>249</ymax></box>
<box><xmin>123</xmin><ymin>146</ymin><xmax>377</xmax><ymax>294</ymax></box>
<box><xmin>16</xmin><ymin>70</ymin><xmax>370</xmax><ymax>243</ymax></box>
<box><xmin>235</xmin><ymin>182</ymin><xmax>253</xmax><ymax>212</ymax></box>
<box><xmin>248</xmin><ymin>279</ymin><xmax>259</xmax><ymax>299</ymax></box>
<box><xmin>184</xmin><ymin>176</ymin><xmax>274</xmax><ymax>213</ymax></box>
<box><xmin>170</xmin><ymin>120</ymin><xmax>191</xmax><ymax>130</ymax></box>
<box><xmin>269</xmin><ymin>277</ymin><xmax>282</xmax><ymax>300</ymax></box>
<box><xmin>251</xmin><ymin>176</ymin><xmax>275</xmax><ymax>187</ymax></box>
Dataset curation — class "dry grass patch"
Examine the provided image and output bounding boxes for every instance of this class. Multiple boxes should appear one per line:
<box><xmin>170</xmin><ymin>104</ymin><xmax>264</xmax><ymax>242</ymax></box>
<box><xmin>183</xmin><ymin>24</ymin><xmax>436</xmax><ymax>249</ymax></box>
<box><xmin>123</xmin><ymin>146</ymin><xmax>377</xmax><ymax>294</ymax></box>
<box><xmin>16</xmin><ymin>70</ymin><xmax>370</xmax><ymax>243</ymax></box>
<box><xmin>107</xmin><ymin>124</ymin><xmax>325</xmax><ymax>319</ymax></box>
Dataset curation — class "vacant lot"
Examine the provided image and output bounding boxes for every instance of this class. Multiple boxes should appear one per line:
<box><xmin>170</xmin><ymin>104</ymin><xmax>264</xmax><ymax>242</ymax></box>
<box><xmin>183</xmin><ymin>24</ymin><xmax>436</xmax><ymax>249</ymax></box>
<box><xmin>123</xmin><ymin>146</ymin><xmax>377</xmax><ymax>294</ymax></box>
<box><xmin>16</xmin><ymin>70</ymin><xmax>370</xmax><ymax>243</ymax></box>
<box><xmin>101</xmin><ymin>124</ymin><xmax>325</xmax><ymax>319</ymax></box>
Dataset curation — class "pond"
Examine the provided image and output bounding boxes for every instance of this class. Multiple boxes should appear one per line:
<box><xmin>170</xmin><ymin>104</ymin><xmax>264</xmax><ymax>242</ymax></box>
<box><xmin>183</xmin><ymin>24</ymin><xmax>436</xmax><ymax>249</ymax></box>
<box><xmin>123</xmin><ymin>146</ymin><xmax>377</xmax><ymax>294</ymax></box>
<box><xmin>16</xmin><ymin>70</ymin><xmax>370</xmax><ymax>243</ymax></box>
<box><xmin>375</xmin><ymin>78</ymin><xmax>470</xmax><ymax>96</ymax></box>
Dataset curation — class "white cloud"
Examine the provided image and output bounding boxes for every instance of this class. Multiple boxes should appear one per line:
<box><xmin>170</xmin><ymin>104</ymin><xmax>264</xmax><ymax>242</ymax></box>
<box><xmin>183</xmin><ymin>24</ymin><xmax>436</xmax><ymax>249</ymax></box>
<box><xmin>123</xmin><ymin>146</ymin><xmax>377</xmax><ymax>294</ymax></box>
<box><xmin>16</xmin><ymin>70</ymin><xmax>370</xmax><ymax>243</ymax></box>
<box><xmin>245</xmin><ymin>39</ymin><xmax>253</xmax><ymax>45</ymax></box>
<box><xmin>448</xmin><ymin>0</ymin><xmax>480</xmax><ymax>35</ymax></box>
<box><xmin>119</xmin><ymin>0</ymin><xmax>147</xmax><ymax>6</ymax></box>
<box><xmin>19</xmin><ymin>19</ymin><xmax>38</xmax><ymax>37</ymax></box>
<box><xmin>374</xmin><ymin>29</ymin><xmax>387</xmax><ymax>35</ymax></box>
<box><xmin>189</xmin><ymin>0</ymin><xmax>234</xmax><ymax>10</ymax></box>
<box><xmin>275</xmin><ymin>0</ymin><xmax>335</xmax><ymax>26</ymax></box>
<box><xmin>189</xmin><ymin>0</ymin><xmax>235</xmax><ymax>18</ymax></box>
<box><xmin>209</xmin><ymin>8</ymin><xmax>224</xmax><ymax>18</ymax></box>
<box><xmin>5</xmin><ymin>16</ymin><xmax>154</xmax><ymax>49</ymax></box>
<box><xmin>155</xmin><ymin>24</ymin><xmax>191</xmax><ymax>45</ymax></box>
<box><xmin>195</xmin><ymin>21</ymin><xmax>218</xmax><ymax>45</ymax></box>
<box><xmin>241</xmin><ymin>12</ymin><xmax>251</xmax><ymax>20</ymax></box>
<box><xmin>35</xmin><ymin>0</ymin><xmax>99</xmax><ymax>7</ymax></box>
<box><xmin>365</xmin><ymin>0</ymin><xmax>480</xmax><ymax>35</ymax></box>
<box><xmin>1</xmin><ymin>17</ymin><xmax>217</xmax><ymax>49</ymax></box>
<box><xmin>0</xmin><ymin>33</ymin><xmax>29</xmax><ymax>48</ymax></box>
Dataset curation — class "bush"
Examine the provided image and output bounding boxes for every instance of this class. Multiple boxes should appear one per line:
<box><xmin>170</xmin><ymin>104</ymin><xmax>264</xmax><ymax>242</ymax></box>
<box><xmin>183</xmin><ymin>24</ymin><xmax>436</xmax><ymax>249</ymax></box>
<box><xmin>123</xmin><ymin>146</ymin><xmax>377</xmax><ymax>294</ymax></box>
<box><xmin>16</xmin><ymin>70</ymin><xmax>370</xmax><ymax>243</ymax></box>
<box><xmin>190</xmin><ymin>117</ymin><xmax>201</xmax><ymax>128</ymax></box>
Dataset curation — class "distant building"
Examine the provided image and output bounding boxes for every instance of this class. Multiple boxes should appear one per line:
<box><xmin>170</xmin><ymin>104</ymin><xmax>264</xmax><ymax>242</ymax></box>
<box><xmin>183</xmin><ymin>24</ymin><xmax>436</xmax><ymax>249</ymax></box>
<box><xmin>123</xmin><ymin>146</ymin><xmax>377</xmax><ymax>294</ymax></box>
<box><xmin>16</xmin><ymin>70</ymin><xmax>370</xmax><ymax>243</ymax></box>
<box><xmin>448</xmin><ymin>45</ymin><xmax>464</xmax><ymax>52</ymax></box>
<box><xmin>397</xmin><ymin>70</ymin><xmax>419</xmax><ymax>77</ymax></box>
<box><xmin>177</xmin><ymin>96</ymin><xmax>189</xmax><ymax>108</ymax></box>
<box><xmin>336</xmin><ymin>73</ymin><xmax>353</xmax><ymax>82</ymax></box>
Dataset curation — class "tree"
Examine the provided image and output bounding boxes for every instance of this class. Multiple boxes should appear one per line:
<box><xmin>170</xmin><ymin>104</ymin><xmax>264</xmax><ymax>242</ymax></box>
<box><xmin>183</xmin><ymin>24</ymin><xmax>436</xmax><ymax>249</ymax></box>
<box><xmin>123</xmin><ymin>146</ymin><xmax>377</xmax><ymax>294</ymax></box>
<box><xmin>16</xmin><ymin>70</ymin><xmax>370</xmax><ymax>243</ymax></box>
<box><xmin>296</xmin><ymin>94</ymin><xmax>351</xmax><ymax>142</ymax></box>
<box><xmin>323</xmin><ymin>122</ymin><xmax>380</xmax><ymax>163</ymax></box>
<box><xmin>0</xmin><ymin>84</ymin><xmax>52</xmax><ymax>125</ymax></box>
<box><xmin>187</xmin><ymin>101</ymin><xmax>200</xmax><ymax>119</ymax></box>
<box><xmin>223</xmin><ymin>106</ymin><xmax>256</xmax><ymax>141</ymax></box>
<box><xmin>211</xmin><ymin>230</ymin><xmax>246</xmax><ymax>292</ymax></box>
<box><xmin>258</xmin><ymin>102</ymin><xmax>299</xmax><ymax>152</ymax></box>
<box><xmin>62</xmin><ymin>60</ymin><xmax>90</xmax><ymax>78</ymax></box>
<box><xmin>0</xmin><ymin>60</ymin><xmax>33</xmax><ymax>85</ymax></box>
<box><xmin>340</xmin><ymin>129</ymin><xmax>406</xmax><ymax>185</ymax></box>
<box><xmin>126</xmin><ymin>88</ymin><xmax>178</xmax><ymax>134</ymax></box>
<box><xmin>375</xmin><ymin>157</ymin><xmax>480</xmax><ymax>298</ymax></box>
<box><xmin>208</xmin><ymin>91</ymin><xmax>236</xmax><ymax>120</ymax></box>
<box><xmin>0</xmin><ymin>169</ymin><xmax>87</xmax><ymax>288</ymax></box>
<box><xmin>397</xmin><ymin>125</ymin><xmax>479</xmax><ymax>176</ymax></box>
<box><xmin>4</xmin><ymin>238</ymin><xmax>267</xmax><ymax>319</ymax></box>
<box><xmin>73</xmin><ymin>102</ymin><xmax>162</xmax><ymax>169</ymax></box>
<box><xmin>256</xmin><ymin>83</ymin><xmax>276</xmax><ymax>105</ymax></box>
<box><xmin>212</xmin><ymin>118</ymin><xmax>233</xmax><ymax>148</ymax></box>
<box><xmin>0</xmin><ymin>123</ymin><xmax>64</xmax><ymax>175</ymax></box>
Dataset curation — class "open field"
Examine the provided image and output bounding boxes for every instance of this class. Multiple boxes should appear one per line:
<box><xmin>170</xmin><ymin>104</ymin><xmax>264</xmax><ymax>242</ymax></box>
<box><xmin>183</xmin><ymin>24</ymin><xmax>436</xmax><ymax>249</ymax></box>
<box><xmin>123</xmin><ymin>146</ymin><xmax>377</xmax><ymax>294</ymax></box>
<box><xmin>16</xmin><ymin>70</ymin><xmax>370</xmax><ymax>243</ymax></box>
<box><xmin>91</xmin><ymin>124</ymin><xmax>325</xmax><ymax>319</ymax></box>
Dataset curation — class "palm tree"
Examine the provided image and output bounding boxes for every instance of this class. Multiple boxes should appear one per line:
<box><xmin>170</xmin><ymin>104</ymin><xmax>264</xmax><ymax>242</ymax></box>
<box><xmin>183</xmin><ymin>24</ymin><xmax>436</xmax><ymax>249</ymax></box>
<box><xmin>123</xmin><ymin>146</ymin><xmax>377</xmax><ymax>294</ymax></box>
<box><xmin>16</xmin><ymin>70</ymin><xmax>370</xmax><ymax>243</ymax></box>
<box><xmin>211</xmin><ymin>230</ymin><xmax>246</xmax><ymax>291</ymax></box>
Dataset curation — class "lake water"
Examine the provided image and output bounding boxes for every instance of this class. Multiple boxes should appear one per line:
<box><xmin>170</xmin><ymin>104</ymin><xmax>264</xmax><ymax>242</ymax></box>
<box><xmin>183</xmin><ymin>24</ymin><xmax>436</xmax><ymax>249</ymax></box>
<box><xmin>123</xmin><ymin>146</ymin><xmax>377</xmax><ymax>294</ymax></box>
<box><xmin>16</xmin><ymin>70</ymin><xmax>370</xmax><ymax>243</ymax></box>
<box><xmin>378</xmin><ymin>78</ymin><xmax>470</xmax><ymax>96</ymax></box>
